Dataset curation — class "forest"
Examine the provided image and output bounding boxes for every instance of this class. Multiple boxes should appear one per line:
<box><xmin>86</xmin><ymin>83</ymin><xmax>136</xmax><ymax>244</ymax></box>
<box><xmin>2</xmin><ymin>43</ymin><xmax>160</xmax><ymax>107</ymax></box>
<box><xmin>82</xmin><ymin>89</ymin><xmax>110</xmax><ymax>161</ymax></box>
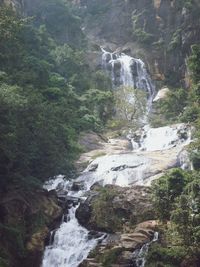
<box><xmin>0</xmin><ymin>1</ymin><xmax>113</xmax><ymax>265</ymax></box>
<box><xmin>0</xmin><ymin>0</ymin><xmax>113</xmax><ymax>191</ymax></box>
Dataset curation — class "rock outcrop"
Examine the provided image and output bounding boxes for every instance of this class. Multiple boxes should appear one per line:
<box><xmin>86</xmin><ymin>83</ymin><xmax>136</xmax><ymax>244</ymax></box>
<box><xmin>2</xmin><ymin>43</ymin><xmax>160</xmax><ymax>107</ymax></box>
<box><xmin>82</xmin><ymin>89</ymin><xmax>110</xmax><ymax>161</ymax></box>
<box><xmin>76</xmin><ymin>0</ymin><xmax>200</xmax><ymax>88</ymax></box>
<box><xmin>76</xmin><ymin>185</ymin><xmax>154</xmax><ymax>233</ymax></box>
<box><xmin>5</xmin><ymin>0</ymin><xmax>200</xmax><ymax>88</ymax></box>
<box><xmin>0</xmin><ymin>189</ymin><xmax>62</xmax><ymax>267</ymax></box>
<box><xmin>80</xmin><ymin>220</ymin><xmax>158</xmax><ymax>267</ymax></box>
<box><xmin>153</xmin><ymin>87</ymin><xmax>170</xmax><ymax>102</ymax></box>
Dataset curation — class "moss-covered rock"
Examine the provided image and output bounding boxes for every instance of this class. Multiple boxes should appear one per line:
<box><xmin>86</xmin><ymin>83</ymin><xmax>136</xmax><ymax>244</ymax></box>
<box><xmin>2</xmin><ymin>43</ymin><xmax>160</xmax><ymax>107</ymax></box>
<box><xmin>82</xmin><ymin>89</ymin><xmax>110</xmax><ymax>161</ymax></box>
<box><xmin>76</xmin><ymin>185</ymin><xmax>154</xmax><ymax>233</ymax></box>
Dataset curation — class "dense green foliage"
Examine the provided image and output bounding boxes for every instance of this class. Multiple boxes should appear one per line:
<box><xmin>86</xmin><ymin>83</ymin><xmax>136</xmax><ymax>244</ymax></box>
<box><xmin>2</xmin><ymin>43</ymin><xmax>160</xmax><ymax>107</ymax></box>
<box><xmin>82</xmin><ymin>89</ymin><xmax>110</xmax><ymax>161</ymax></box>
<box><xmin>150</xmin><ymin>44</ymin><xmax>200</xmax><ymax>266</ymax></box>
<box><xmin>100</xmin><ymin>247</ymin><xmax>124</xmax><ymax>267</ymax></box>
<box><xmin>183</xmin><ymin>45</ymin><xmax>200</xmax><ymax>169</ymax></box>
<box><xmin>0</xmin><ymin>3</ymin><xmax>113</xmax><ymax>192</ymax></box>
<box><xmin>150</xmin><ymin>87</ymin><xmax>188</xmax><ymax>127</ymax></box>
<box><xmin>152</xmin><ymin>168</ymin><xmax>190</xmax><ymax>221</ymax></box>
<box><xmin>0</xmin><ymin>1</ymin><xmax>199</xmax><ymax>266</ymax></box>
<box><xmin>151</xmin><ymin>169</ymin><xmax>200</xmax><ymax>265</ymax></box>
<box><xmin>146</xmin><ymin>243</ymin><xmax>188</xmax><ymax>267</ymax></box>
<box><xmin>0</xmin><ymin>2</ymin><xmax>114</xmax><ymax>265</ymax></box>
<box><xmin>151</xmin><ymin>45</ymin><xmax>200</xmax><ymax>131</ymax></box>
<box><xmin>91</xmin><ymin>187</ymin><xmax>122</xmax><ymax>232</ymax></box>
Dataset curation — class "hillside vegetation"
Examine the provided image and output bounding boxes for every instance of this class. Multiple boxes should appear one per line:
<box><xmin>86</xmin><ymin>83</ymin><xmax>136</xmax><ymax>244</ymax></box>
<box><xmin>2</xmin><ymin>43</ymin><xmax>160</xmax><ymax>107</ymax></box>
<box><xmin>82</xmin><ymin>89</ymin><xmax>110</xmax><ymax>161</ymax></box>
<box><xmin>0</xmin><ymin>1</ymin><xmax>113</xmax><ymax>266</ymax></box>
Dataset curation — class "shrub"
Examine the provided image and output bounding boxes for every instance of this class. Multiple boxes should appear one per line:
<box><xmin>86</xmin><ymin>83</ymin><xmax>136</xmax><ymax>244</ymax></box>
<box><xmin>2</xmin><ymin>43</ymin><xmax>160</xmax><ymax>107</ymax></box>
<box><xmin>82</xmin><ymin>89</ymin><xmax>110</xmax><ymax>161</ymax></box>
<box><xmin>146</xmin><ymin>243</ymin><xmax>188</xmax><ymax>266</ymax></box>
<box><xmin>100</xmin><ymin>247</ymin><xmax>124</xmax><ymax>267</ymax></box>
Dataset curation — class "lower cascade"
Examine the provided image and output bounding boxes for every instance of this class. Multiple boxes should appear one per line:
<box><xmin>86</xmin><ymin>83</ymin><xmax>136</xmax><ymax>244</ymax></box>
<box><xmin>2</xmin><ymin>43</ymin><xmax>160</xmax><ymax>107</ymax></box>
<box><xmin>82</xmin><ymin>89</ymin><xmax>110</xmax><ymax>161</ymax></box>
<box><xmin>132</xmin><ymin>232</ymin><xmax>159</xmax><ymax>267</ymax></box>
<box><xmin>42</xmin><ymin>48</ymin><xmax>192</xmax><ymax>267</ymax></box>
<box><xmin>42</xmin><ymin>205</ymin><xmax>98</xmax><ymax>267</ymax></box>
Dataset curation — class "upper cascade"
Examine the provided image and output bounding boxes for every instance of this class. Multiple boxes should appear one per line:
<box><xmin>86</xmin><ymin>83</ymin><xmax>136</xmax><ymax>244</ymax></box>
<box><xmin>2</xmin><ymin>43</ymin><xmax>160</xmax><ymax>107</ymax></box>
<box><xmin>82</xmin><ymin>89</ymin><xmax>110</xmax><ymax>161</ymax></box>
<box><xmin>101</xmin><ymin>48</ymin><xmax>155</xmax><ymax>101</ymax></box>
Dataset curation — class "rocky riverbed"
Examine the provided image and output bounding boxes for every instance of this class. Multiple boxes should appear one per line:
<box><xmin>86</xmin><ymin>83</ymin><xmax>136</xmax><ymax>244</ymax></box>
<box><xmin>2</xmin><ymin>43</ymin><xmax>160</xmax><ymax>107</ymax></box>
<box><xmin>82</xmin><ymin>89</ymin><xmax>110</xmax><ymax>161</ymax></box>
<box><xmin>69</xmin><ymin>123</ymin><xmax>191</xmax><ymax>266</ymax></box>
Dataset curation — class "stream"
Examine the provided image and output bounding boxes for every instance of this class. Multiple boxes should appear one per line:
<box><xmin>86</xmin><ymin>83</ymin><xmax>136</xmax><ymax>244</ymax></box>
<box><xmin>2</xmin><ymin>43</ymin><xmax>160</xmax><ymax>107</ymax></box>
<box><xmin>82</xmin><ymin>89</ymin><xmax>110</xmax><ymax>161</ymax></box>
<box><xmin>42</xmin><ymin>49</ymin><xmax>192</xmax><ymax>267</ymax></box>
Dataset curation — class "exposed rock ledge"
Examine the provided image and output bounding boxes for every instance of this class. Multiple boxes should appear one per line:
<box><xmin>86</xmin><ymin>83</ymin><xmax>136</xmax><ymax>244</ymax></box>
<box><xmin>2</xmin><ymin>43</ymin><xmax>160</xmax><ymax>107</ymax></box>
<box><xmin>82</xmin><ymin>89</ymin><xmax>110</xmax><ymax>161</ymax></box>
<box><xmin>80</xmin><ymin>220</ymin><xmax>158</xmax><ymax>267</ymax></box>
<box><xmin>76</xmin><ymin>184</ymin><xmax>156</xmax><ymax>266</ymax></box>
<box><xmin>76</xmin><ymin>124</ymin><xmax>191</xmax><ymax>186</ymax></box>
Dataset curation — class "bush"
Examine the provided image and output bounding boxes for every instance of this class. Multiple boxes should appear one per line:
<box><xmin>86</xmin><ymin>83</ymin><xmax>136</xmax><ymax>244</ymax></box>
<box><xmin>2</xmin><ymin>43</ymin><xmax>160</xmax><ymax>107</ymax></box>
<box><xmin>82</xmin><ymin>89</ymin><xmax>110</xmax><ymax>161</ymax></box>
<box><xmin>190</xmin><ymin>151</ymin><xmax>200</xmax><ymax>170</ymax></box>
<box><xmin>152</xmin><ymin>169</ymin><xmax>189</xmax><ymax>221</ymax></box>
<box><xmin>100</xmin><ymin>247</ymin><xmax>124</xmax><ymax>267</ymax></box>
<box><xmin>91</xmin><ymin>188</ymin><xmax>122</xmax><ymax>232</ymax></box>
<box><xmin>146</xmin><ymin>243</ymin><xmax>188</xmax><ymax>267</ymax></box>
<box><xmin>133</xmin><ymin>28</ymin><xmax>154</xmax><ymax>44</ymax></box>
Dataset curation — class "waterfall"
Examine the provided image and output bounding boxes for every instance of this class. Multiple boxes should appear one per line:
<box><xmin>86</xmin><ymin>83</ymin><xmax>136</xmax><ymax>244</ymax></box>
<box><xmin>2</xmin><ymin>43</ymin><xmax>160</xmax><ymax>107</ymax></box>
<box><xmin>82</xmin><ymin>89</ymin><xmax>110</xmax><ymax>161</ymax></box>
<box><xmin>132</xmin><ymin>232</ymin><xmax>159</xmax><ymax>267</ymax></box>
<box><xmin>42</xmin><ymin>204</ymin><xmax>98</xmax><ymax>267</ymax></box>
<box><xmin>42</xmin><ymin>178</ymin><xmax>105</xmax><ymax>267</ymax></box>
<box><xmin>101</xmin><ymin>48</ymin><xmax>155</xmax><ymax>105</ymax></box>
<box><xmin>41</xmin><ymin>48</ymin><xmax>192</xmax><ymax>267</ymax></box>
<box><xmin>139</xmin><ymin>123</ymin><xmax>192</xmax><ymax>152</ymax></box>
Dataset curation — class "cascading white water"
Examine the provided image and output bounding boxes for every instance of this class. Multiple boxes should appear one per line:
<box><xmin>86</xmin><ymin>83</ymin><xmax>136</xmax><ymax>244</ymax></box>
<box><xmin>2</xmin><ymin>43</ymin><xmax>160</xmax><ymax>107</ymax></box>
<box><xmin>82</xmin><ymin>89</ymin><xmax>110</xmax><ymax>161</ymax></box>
<box><xmin>139</xmin><ymin>123</ymin><xmax>192</xmax><ymax>152</ymax></box>
<box><xmin>42</xmin><ymin>48</ymin><xmax>192</xmax><ymax>267</ymax></box>
<box><xmin>76</xmin><ymin>153</ymin><xmax>152</xmax><ymax>188</ymax></box>
<box><xmin>101</xmin><ymin>48</ymin><xmax>155</xmax><ymax>105</ymax></box>
<box><xmin>42</xmin><ymin>204</ymin><xmax>98</xmax><ymax>267</ymax></box>
<box><xmin>43</xmin><ymin>176</ymin><xmax>107</xmax><ymax>267</ymax></box>
<box><xmin>132</xmin><ymin>232</ymin><xmax>159</xmax><ymax>267</ymax></box>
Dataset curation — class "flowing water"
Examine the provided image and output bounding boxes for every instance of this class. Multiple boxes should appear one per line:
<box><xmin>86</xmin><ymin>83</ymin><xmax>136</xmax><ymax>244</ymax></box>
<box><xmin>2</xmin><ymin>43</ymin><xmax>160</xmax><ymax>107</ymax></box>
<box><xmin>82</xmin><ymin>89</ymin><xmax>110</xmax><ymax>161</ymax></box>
<box><xmin>42</xmin><ymin>205</ymin><xmax>98</xmax><ymax>267</ymax></box>
<box><xmin>42</xmin><ymin>48</ymin><xmax>192</xmax><ymax>267</ymax></box>
<box><xmin>101</xmin><ymin>48</ymin><xmax>155</xmax><ymax>111</ymax></box>
<box><xmin>43</xmin><ymin>176</ymin><xmax>107</xmax><ymax>267</ymax></box>
<box><xmin>132</xmin><ymin>232</ymin><xmax>159</xmax><ymax>267</ymax></box>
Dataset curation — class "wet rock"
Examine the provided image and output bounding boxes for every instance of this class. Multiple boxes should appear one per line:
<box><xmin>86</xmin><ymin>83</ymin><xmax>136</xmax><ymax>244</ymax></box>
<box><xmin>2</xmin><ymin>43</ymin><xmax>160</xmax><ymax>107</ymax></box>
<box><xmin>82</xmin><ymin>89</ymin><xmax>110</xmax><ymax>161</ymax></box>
<box><xmin>113</xmin><ymin>60</ymin><xmax>121</xmax><ymax>71</ymax></box>
<box><xmin>0</xmin><ymin>188</ymin><xmax>63</xmax><ymax>267</ymax></box>
<box><xmin>88</xmin><ymin>231</ymin><xmax>105</xmax><ymax>240</ymax></box>
<box><xmin>76</xmin><ymin>202</ymin><xmax>92</xmax><ymax>226</ymax></box>
<box><xmin>80</xmin><ymin>0</ymin><xmax>200</xmax><ymax>88</ymax></box>
<box><xmin>111</xmin><ymin>163</ymin><xmax>144</xmax><ymax>171</ymax></box>
<box><xmin>178</xmin><ymin>149</ymin><xmax>192</xmax><ymax>170</ymax></box>
<box><xmin>88</xmin><ymin>163</ymin><xmax>98</xmax><ymax>172</ymax></box>
<box><xmin>90</xmin><ymin>180</ymin><xmax>104</xmax><ymax>190</ymax></box>
<box><xmin>66</xmin><ymin>196</ymin><xmax>80</xmax><ymax>206</ymax></box>
<box><xmin>130</xmin><ymin>61</ymin><xmax>138</xmax><ymax>77</ymax></box>
<box><xmin>71</xmin><ymin>181</ymin><xmax>85</xmax><ymax>191</ymax></box>
<box><xmin>111</xmin><ymin>164</ymin><xmax>128</xmax><ymax>171</ymax></box>
<box><xmin>177</xmin><ymin>127</ymin><xmax>189</xmax><ymax>140</ymax></box>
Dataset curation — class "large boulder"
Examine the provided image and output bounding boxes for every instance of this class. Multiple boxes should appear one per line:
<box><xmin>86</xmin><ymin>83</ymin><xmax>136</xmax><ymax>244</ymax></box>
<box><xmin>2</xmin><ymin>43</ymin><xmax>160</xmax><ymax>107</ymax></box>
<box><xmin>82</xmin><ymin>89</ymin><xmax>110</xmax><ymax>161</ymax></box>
<box><xmin>76</xmin><ymin>185</ymin><xmax>154</xmax><ymax>233</ymax></box>
<box><xmin>153</xmin><ymin>87</ymin><xmax>170</xmax><ymax>102</ymax></box>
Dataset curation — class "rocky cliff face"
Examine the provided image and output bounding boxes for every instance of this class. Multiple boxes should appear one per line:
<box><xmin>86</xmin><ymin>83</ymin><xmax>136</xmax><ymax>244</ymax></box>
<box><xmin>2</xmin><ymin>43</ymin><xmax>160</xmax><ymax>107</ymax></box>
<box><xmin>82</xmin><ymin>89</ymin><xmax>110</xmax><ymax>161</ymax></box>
<box><xmin>77</xmin><ymin>0</ymin><xmax>200</xmax><ymax>88</ymax></box>
<box><xmin>0</xmin><ymin>0</ymin><xmax>25</xmax><ymax>12</ymax></box>
<box><xmin>0</xmin><ymin>189</ymin><xmax>62</xmax><ymax>267</ymax></box>
<box><xmin>3</xmin><ymin>0</ymin><xmax>200</xmax><ymax>87</ymax></box>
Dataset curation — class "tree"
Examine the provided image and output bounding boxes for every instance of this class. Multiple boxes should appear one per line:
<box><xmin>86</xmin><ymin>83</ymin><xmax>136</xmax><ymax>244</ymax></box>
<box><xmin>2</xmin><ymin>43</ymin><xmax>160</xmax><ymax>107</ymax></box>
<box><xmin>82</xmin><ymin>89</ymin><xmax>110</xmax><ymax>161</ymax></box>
<box><xmin>171</xmin><ymin>195</ymin><xmax>193</xmax><ymax>246</ymax></box>
<box><xmin>188</xmin><ymin>45</ymin><xmax>200</xmax><ymax>85</ymax></box>
<box><xmin>114</xmin><ymin>86</ymin><xmax>147</xmax><ymax>129</ymax></box>
<box><xmin>152</xmin><ymin>169</ymin><xmax>188</xmax><ymax>221</ymax></box>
